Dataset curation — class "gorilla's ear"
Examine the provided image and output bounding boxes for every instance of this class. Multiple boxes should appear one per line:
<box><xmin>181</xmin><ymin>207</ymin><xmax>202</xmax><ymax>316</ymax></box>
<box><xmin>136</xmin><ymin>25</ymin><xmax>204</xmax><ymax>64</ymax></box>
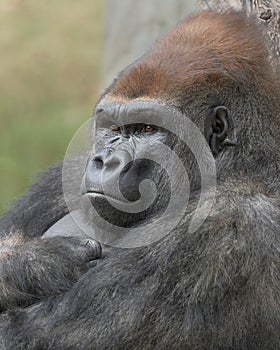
<box><xmin>205</xmin><ymin>106</ymin><xmax>236</xmax><ymax>155</ymax></box>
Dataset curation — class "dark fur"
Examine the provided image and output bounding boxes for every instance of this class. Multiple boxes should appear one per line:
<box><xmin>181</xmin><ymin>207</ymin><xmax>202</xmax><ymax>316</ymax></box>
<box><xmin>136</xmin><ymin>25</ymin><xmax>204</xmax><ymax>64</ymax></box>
<box><xmin>0</xmin><ymin>163</ymin><xmax>67</xmax><ymax>238</ymax></box>
<box><xmin>0</xmin><ymin>11</ymin><xmax>279</xmax><ymax>349</ymax></box>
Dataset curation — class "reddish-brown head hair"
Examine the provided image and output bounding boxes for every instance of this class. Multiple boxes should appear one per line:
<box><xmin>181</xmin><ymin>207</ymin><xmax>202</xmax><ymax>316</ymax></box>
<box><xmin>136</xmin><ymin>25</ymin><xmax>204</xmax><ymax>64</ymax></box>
<box><xmin>104</xmin><ymin>11</ymin><xmax>276</xmax><ymax>107</ymax></box>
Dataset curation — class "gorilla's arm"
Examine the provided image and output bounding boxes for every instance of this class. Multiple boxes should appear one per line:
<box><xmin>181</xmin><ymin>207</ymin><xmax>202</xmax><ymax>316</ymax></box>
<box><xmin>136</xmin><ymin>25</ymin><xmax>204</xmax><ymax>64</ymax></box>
<box><xmin>0</xmin><ymin>183</ymin><xmax>279</xmax><ymax>350</ymax></box>
<box><xmin>0</xmin><ymin>162</ymin><xmax>67</xmax><ymax>238</ymax></box>
<box><xmin>0</xmin><ymin>163</ymin><xmax>102</xmax><ymax>311</ymax></box>
<box><xmin>0</xmin><ymin>234</ymin><xmax>101</xmax><ymax>312</ymax></box>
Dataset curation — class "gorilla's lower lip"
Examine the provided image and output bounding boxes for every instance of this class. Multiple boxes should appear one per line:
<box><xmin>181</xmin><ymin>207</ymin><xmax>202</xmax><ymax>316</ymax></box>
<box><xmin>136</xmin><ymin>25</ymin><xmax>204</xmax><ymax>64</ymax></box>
<box><xmin>85</xmin><ymin>192</ymin><xmax>119</xmax><ymax>202</ymax></box>
<box><xmin>86</xmin><ymin>190</ymin><xmax>104</xmax><ymax>196</ymax></box>
<box><xmin>84</xmin><ymin>192</ymin><xmax>133</xmax><ymax>207</ymax></box>
<box><xmin>86</xmin><ymin>191</ymin><xmax>107</xmax><ymax>198</ymax></box>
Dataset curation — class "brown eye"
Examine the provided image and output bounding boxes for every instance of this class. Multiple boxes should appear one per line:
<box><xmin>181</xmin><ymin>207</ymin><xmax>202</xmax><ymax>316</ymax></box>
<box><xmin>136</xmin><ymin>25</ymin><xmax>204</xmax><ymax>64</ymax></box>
<box><xmin>111</xmin><ymin>125</ymin><xmax>120</xmax><ymax>132</ymax></box>
<box><xmin>143</xmin><ymin>125</ymin><xmax>155</xmax><ymax>133</ymax></box>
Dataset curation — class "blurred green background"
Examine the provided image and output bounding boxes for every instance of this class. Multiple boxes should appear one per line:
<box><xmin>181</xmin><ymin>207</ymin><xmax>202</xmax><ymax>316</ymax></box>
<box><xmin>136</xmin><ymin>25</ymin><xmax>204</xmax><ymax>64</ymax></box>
<box><xmin>0</xmin><ymin>0</ymin><xmax>102</xmax><ymax>214</ymax></box>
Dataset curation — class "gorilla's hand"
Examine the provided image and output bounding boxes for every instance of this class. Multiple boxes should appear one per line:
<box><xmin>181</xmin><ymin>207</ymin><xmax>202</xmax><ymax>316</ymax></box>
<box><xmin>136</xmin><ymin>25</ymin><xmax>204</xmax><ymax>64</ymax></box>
<box><xmin>0</xmin><ymin>234</ymin><xmax>101</xmax><ymax>312</ymax></box>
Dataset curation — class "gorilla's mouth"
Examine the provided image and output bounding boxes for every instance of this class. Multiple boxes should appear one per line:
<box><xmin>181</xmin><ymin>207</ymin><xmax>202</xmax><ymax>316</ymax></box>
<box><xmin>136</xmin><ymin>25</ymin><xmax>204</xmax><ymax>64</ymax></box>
<box><xmin>84</xmin><ymin>191</ymin><xmax>125</xmax><ymax>204</ymax></box>
<box><xmin>84</xmin><ymin>190</ymin><xmax>156</xmax><ymax>213</ymax></box>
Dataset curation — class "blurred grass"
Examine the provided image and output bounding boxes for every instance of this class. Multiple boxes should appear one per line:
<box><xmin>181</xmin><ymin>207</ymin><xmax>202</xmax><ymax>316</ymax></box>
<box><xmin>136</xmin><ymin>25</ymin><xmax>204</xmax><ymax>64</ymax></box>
<box><xmin>0</xmin><ymin>0</ymin><xmax>102</xmax><ymax>214</ymax></box>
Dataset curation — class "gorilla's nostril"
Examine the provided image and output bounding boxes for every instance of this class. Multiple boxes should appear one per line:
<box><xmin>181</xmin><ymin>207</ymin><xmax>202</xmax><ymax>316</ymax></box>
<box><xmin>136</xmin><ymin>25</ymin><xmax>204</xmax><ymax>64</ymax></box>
<box><xmin>93</xmin><ymin>155</ymin><xmax>103</xmax><ymax>169</ymax></box>
<box><xmin>95</xmin><ymin>108</ymin><xmax>104</xmax><ymax>114</ymax></box>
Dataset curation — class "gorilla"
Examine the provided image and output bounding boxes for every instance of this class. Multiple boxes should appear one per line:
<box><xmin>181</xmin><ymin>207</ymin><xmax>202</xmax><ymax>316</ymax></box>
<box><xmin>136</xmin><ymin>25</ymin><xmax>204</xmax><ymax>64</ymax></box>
<box><xmin>0</xmin><ymin>10</ymin><xmax>279</xmax><ymax>350</ymax></box>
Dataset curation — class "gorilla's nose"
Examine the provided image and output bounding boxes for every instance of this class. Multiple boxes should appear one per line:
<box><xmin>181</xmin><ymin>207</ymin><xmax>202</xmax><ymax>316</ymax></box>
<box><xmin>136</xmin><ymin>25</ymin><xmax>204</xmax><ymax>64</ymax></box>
<box><xmin>84</xmin><ymin>148</ymin><xmax>132</xmax><ymax>194</ymax></box>
<box><xmin>92</xmin><ymin>149</ymin><xmax>120</xmax><ymax>170</ymax></box>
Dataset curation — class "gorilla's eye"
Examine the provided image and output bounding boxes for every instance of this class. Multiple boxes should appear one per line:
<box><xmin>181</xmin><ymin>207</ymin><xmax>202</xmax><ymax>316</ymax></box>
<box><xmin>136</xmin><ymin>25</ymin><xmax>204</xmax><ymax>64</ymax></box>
<box><xmin>142</xmin><ymin>125</ymin><xmax>155</xmax><ymax>133</ymax></box>
<box><xmin>111</xmin><ymin>125</ymin><xmax>121</xmax><ymax>132</ymax></box>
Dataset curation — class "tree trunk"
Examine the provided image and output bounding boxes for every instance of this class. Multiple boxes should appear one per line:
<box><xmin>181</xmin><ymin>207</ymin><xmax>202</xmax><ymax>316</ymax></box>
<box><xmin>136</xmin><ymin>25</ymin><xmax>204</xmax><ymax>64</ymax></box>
<box><xmin>103</xmin><ymin>0</ymin><xmax>198</xmax><ymax>87</ymax></box>
<box><xmin>198</xmin><ymin>0</ymin><xmax>280</xmax><ymax>58</ymax></box>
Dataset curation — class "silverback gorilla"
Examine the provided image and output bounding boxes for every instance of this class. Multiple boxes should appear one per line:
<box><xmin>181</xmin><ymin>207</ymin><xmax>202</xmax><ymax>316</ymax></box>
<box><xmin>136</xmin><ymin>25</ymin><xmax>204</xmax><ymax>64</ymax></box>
<box><xmin>0</xmin><ymin>11</ymin><xmax>280</xmax><ymax>350</ymax></box>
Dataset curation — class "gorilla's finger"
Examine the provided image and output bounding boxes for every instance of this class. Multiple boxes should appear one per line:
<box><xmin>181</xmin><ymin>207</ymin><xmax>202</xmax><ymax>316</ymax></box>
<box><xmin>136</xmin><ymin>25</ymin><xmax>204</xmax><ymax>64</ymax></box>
<box><xmin>86</xmin><ymin>260</ymin><xmax>98</xmax><ymax>269</ymax></box>
<box><xmin>79</xmin><ymin>239</ymin><xmax>102</xmax><ymax>261</ymax></box>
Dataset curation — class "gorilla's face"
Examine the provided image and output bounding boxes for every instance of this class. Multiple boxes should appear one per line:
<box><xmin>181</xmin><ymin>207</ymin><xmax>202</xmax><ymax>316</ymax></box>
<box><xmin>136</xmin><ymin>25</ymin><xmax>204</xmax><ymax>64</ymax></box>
<box><xmin>81</xmin><ymin>101</ymin><xmax>174</xmax><ymax>229</ymax></box>
<box><xmin>79</xmin><ymin>100</ymin><xmax>221</xmax><ymax>246</ymax></box>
